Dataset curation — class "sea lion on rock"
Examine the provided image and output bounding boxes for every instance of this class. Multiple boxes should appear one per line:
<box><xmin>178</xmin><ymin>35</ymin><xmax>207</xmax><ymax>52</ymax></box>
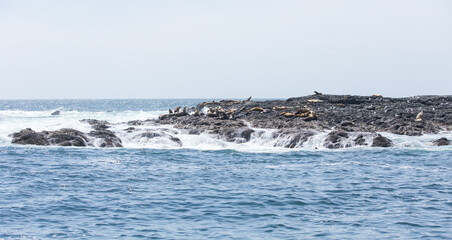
<box><xmin>307</xmin><ymin>99</ymin><xmax>324</xmax><ymax>103</ymax></box>
<box><xmin>174</xmin><ymin>106</ymin><xmax>181</xmax><ymax>113</ymax></box>
<box><xmin>245</xmin><ymin>96</ymin><xmax>252</xmax><ymax>101</ymax></box>
<box><xmin>273</xmin><ymin>106</ymin><xmax>288</xmax><ymax>110</ymax></box>
<box><xmin>246</xmin><ymin>107</ymin><xmax>264</xmax><ymax>113</ymax></box>
<box><xmin>303</xmin><ymin>111</ymin><xmax>318</xmax><ymax>121</ymax></box>
<box><xmin>193</xmin><ymin>109</ymin><xmax>200</xmax><ymax>116</ymax></box>
<box><xmin>169</xmin><ymin>109</ymin><xmax>173</xmax><ymax>114</ymax></box>
<box><xmin>415</xmin><ymin>111</ymin><xmax>423</xmax><ymax>122</ymax></box>
<box><xmin>314</xmin><ymin>91</ymin><xmax>322</xmax><ymax>95</ymax></box>
<box><xmin>294</xmin><ymin>108</ymin><xmax>310</xmax><ymax>115</ymax></box>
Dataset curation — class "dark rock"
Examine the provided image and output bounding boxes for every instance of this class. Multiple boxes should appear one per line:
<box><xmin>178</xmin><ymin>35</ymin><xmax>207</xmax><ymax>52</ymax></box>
<box><xmin>93</xmin><ymin>124</ymin><xmax>110</xmax><ymax>130</ymax></box>
<box><xmin>11</xmin><ymin>128</ymin><xmax>49</xmax><ymax>146</ymax></box>
<box><xmin>125</xmin><ymin>127</ymin><xmax>135</xmax><ymax>133</ymax></box>
<box><xmin>51</xmin><ymin>111</ymin><xmax>61</xmax><ymax>116</ymax></box>
<box><xmin>11</xmin><ymin>128</ymin><xmax>88</xmax><ymax>147</ymax></box>
<box><xmin>432</xmin><ymin>137</ymin><xmax>450</xmax><ymax>146</ymax></box>
<box><xmin>81</xmin><ymin>119</ymin><xmax>110</xmax><ymax>126</ymax></box>
<box><xmin>371</xmin><ymin>134</ymin><xmax>393</xmax><ymax>147</ymax></box>
<box><xmin>241</xmin><ymin>129</ymin><xmax>255</xmax><ymax>141</ymax></box>
<box><xmin>272</xmin><ymin>129</ymin><xmax>315</xmax><ymax>148</ymax></box>
<box><xmin>46</xmin><ymin>128</ymin><xmax>88</xmax><ymax>147</ymax></box>
<box><xmin>324</xmin><ymin>131</ymin><xmax>349</xmax><ymax>149</ymax></box>
<box><xmin>88</xmin><ymin>130</ymin><xmax>123</xmax><ymax>147</ymax></box>
<box><xmin>354</xmin><ymin>134</ymin><xmax>367</xmax><ymax>146</ymax></box>
<box><xmin>141</xmin><ymin>132</ymin><xmax>161</xmax><ymax>138</ymax></box>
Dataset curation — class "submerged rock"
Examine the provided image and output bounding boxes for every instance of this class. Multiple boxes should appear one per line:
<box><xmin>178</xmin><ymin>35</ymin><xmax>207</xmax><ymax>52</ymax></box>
<box><xmin>432</xmin><ymin>137</ymin><xmax>450</xmax><ymax>146</ymax></box>
<box><xmin>88</xmin><ymin>130</ymin><xmax>123</xmax><ymax>148</ymax></box>
<box><xmin>51</xmin><ymin>110</ymin><xmax>61</xmax><ymax>116</ymax></box>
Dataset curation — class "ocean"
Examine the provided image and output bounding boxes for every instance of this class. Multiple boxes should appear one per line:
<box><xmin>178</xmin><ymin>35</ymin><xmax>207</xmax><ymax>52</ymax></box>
<box><xmin>0</xmin><ymin>99</ymin><xmax>451</xmax><ymax>239</ymax></box>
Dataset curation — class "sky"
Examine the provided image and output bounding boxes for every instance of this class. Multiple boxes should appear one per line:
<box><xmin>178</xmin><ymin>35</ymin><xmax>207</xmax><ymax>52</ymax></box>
<box><xmin>0</xmin><ymin>0</ymin><xmax>451</xmax><ymax>99</ymax></box>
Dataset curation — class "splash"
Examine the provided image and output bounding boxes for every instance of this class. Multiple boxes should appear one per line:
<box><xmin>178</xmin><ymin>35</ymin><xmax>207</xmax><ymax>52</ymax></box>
<box><xmin>1</xmin><ymin>109</ymin><xmax>451</xmax><ymax>152</ymax></box>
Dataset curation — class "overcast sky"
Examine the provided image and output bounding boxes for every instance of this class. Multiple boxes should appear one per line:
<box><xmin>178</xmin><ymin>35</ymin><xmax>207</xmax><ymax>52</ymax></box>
<box><xmin>0</xmin><ymin>0</ymin><xmax>451</xmax><ymax>99</ymax></box>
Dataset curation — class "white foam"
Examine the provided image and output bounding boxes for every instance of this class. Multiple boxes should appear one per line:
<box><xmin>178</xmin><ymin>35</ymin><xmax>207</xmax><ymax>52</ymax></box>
<box><xmin>1</xmin><ymin>110</ymin><xmax>451</xmax><ymax>152</ymax></box>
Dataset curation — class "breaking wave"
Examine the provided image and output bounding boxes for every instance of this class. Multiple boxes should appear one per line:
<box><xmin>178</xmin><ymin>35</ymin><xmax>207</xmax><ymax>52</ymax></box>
<box><xmin>1</xmin><ymin>109</ymin><xmax>451</xmax><ymax>152</ymax></box>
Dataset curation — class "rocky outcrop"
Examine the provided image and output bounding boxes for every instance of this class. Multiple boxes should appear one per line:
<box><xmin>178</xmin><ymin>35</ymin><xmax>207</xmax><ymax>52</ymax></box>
<box><xmin>44</xmin><ymin>128</ymin><xmax>88</xmax><ymax>147</ymax></box>
<box><xmin>272</xmin><ymin>129</ymin><xmax>315</xmax><ymax>148</ymax></box>
<box><xmin>324</xmin><ymin>131</ymin><xmax>350</xmax><ymax>149</ymax></box>
<box><xmin>9</xmin><ymin>94</ymin><xmax>452</xmax><ymax>149</ymax></box>
<box><xmin>371</xmin><ymin>134</ymin><xmax>393</xmax><ymax>147</ymax></box>
<box><xmin>11</xmin><ymin>128</ymin><xmax>122</xmax><ymax>148</ymax></box>
<box><xmin>88</xmin><ymin>130</ymin><xmax>123</xmax><ymax>147</ymax></box>
<box><xmin>432</xmin><ymin>137</ymin><xmax>450</xmax><ymax>146</ymax></box>
<box><xmin>10</xmin><ymin>128</ymin><xmax>49</xmax><ymax>146</ymax></box>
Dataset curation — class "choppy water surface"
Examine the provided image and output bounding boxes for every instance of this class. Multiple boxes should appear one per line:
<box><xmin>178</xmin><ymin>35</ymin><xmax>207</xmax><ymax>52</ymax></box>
<box><xmin>0</xmin><ymin>100</ymin><xmax>451</xmax><ymax>239</ymax></box>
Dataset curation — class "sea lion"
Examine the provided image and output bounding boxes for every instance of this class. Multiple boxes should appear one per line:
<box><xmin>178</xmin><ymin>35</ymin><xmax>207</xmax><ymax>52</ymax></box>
<box><xmin>174</xmin><ymin>106</ymin><xmax>181</xmax><ymax>113</ymax></box>
<box><xmin>294</xmin><ymin>108</ymin><xmax>310</xmax><ymax>115</ymax></box>
<box><xmin>246</xmin><ymin>107</ymin><xmax>264</xmax><ymax>113</ymax></box>
<box><xmin>193</xmin><ymin>109</ymin><xmax>200</xmax><ymax>116</ymax></box>
<box><xmin>51</xmin><ymin>111</ymin><xmax>61</xmax><ymax>116</ymax></box>
<box><xmin>245</xmin><ymin>96</ymin><xmax>252</xmax><ymax>101</ymax></box>
<box><xmin>273</xmin><ymin>106</ymin><xmax>288</xmax><ymax>110</ymax></box>
<box><xmin>314</xmin><ymin>91</ymin><xmax>322</xmax><ymax>95</ymax></box>
<box><xmin>182</xmin><ymin>106</ymin><xmax>187</xmax><ymax>113</ymax></box>
<box><xmin>415</xmin><ymin>111</ymin><xmax>423</xmax><ymax>122</ymax></box>
<box><xmin>169</xmin><ymin>109</ymin><xmax>173</xmax><ymax>114</ymax></box>
<box><xmin>303</xmin><ymin>111</ymin><xmax>318</xmax><ymax>121</ymax></box>
<box><xmin>307</xmin><ymin>99</ymin><xmax>324</xmax><ymax>103</ymax></box>
<box><xmin>372</xmin><ymin>94</ymin><xmax>383</xmax><ymax>97</ymax></box>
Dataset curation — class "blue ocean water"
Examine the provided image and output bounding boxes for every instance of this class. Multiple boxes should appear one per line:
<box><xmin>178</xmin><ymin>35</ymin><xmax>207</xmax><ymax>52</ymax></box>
<box><xmin>0</xmin><ymin>100</ymin><xmax>451</xmax><ymax>239</ymax></box>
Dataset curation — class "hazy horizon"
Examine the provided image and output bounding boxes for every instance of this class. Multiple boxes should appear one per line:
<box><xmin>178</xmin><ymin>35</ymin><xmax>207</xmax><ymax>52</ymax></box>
<box><xmin>1</xmin><ymin>0</ymin><xmax>451</xmax><ymax>99</ymax></box>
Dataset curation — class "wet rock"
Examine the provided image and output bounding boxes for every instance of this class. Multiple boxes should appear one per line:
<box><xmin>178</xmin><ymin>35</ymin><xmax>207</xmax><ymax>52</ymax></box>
<box><xmin>141</xmin><ymin>132</ymin><xmax>162</xmax><ymax>138</ymax></box>
<box><xmin>272</xmin><ymin>129</ymin><xmax>315</xmax><ymax>148</ymax></box>
<box><xmin>11</xmin><ymin>128</ymin><xmax>88</xmax><ymax>147</ymax></box>
<box><xmin>51</xmin><ymin>110</ymin><xmax>61</xmax><ymax>116</ymax></box>
<box><xmin>45</xmin><ymin>128</ymin><xmax>88</xmax><ymax>147</ymax></box>
<box><xmin>371</xmin><ymin>134</ymin><xmax>393</xmax><ymax>147</ymax></box>
<box><xmin>220</xmin><ymin>128</ymin><xmax>255</xmax><ymax>143</ymax></box>
<box><xmin>10</xmin><ymin>128</ymin><xmax>49</xmax><ymax>146</ymax></box>
<box><xmin>124</xmin><ymin>127</ymin><xmax>135</xmax><ymax>133</ymax></box>
<box><xmin>88</xmin><ymin>130</ymin><xmax>123</xmax><ymax>147</ymax></box>
<box><xmin>93</xmin><ymin>124</ymin><xmax>110</xmax><ymax>130</ymax></box>
<box><xmin>354</xmin><ymin>134</ymin><xmax>367</xmax><ymax>146</ymax></box>
<box><xmin>324</xmin><ymin>131</ymin><xmax>349</xmax><ymax>149</ymax></box>
<box><xmin>432</xmin><ymin>137</ymin><xmax>450</xmax><ymax>146</ymax></box>
<box><xmin>81</xmin><ymin>119</ymin><xmax>110</xmax><ymax>126</ymax></box>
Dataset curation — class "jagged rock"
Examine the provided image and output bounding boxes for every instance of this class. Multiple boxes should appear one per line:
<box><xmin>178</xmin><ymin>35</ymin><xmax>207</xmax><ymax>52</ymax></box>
<box><xmin>81</xmin><ymin>119</ymin><xmax>110</xmax><ymax>126</ymax></box>
<box><xmin>10</xmin><ymin>128</ymin><xmax>49</xmax><ymax>146</ymax></box>
<box><xmin>45</xmin><ymin>128</ymin><xmax>88</xmax><ymax>147</ymax></box>
<box><xmin>93</xmin><ymin>124</ymin><xmax>110</xmax><ymax>130</ymax></box>
<box><xmin>124</xmin><ymin>127</ymin><xmax>135</xmax><ymax>133</ymax></box>
<box><xmin>432</xmin><ymin>137</ymin><xmax>450</xmax><ymax>146</ymax></box>
<box><xmin>354</xmin><ymin>134</ymin><xmax>367</xmax><ymax>146</ymax></box>
<box><xmin>272</xmin><ymin>129</ymin><xmax>315</xmax><ymax>148</ymax></box>
<box><xmin>88</xmin><ymin>130</ymin><xmax>123</xmax><ymax>147</ymax></box>
<box><xmin>324</xmin><ymin>131</ymin><xmax>349</xmax><ymax>149</ymax></box>
<box><xmin>51</xmin><ymin>111</ymin><xmax>61</xmax><ymax>116</ymax></box>
<box><xmin>371</xmin><ymin>134</ymin><xmax>393</xmax><ymax>147</ymax></box>
<box><xmin>220</xmin><ymin>128</ymin><xmax>255</xmax><ymax>143</ymax></box>
<box><xmin>11</xmin><ymin>128</ymin><xmax>88</xmax><ymax>147</ymax></box>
